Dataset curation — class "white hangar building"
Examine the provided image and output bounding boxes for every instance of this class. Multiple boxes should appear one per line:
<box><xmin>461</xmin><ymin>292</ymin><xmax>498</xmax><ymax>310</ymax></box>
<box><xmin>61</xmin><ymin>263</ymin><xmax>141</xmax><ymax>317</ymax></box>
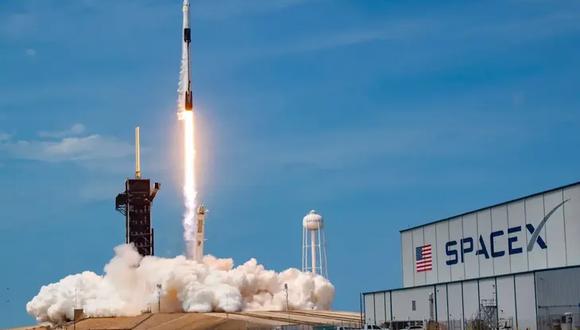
<box><xmin>362</xmin><ymin>182</ymin><xmax>580</xmax><ymax>330</ymax></box>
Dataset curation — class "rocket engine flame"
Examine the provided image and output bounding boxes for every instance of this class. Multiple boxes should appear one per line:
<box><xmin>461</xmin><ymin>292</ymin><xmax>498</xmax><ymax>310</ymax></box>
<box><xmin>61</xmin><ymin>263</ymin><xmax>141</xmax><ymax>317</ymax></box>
<box><xmin>181</xmin><ymin>111</ymin><xmax>197</xmax><ymax>258</ymax></box>
<box><xmin>181</xmin><ymin>111</ymin><xmax>197</xmax><ymax>257</ymax></box>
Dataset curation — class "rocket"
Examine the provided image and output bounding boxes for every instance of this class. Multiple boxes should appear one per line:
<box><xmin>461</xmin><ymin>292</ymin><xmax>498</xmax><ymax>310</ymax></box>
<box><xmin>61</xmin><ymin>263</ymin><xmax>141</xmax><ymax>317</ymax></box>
<box><xmin>182</xmin><ymin>0</ymin><xmax>193</xmax><ymax>111</ymax></box>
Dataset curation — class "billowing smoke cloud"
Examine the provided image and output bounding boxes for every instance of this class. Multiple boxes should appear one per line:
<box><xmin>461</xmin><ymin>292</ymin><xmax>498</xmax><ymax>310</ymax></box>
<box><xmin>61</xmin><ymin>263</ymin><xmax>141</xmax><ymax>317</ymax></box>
<box><xmin>26</xmin><ymin>245</ymin><xmax>335</xmax><ymax>324</ymax></box>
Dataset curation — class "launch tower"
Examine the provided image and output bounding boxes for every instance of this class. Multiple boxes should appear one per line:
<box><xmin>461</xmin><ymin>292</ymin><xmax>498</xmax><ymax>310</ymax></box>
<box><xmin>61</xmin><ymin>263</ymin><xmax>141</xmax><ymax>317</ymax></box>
<box><xmin>115</xmin><ymin>127</ymin><xmax>160</xmax><ymax>256</ymax></box>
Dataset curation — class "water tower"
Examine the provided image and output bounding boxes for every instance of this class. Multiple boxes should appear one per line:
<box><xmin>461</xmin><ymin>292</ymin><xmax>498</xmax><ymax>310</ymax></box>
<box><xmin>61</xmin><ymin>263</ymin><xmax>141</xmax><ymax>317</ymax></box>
<box><xmin>302</xmin><ymin>210</ymin><xmax>328</xmax><ymax>278</ymax></box>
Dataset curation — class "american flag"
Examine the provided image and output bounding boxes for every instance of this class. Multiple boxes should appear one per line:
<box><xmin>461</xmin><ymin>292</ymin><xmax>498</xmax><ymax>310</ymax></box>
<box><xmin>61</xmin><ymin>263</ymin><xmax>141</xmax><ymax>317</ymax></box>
<box><xmin>416</xmin><ymin>244</ymin><xmax>432</xmax><ymax>272</ymax></box>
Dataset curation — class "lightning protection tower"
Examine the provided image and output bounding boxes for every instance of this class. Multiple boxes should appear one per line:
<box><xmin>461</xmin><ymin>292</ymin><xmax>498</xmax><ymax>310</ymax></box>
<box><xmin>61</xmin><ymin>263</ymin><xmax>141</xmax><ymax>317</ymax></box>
<box><xmin>302</xmin><ymin>210</ymin><xmax>328</xmax><ymax>278</ymax></box>
<box><xmin>115</xmin><ymin>127</ymin><xmax>160</xmax><ymax>256</ymax></box>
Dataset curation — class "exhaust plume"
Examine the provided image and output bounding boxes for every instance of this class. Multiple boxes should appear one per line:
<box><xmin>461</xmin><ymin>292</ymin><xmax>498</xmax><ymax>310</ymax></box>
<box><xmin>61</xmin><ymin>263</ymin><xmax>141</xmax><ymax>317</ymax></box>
<box><xmin>181</xmin><ymin>110</ymin><xmax>197</xmax><ymax>258</ymax></box>
<box><xmin>26</xmin><ymin>244</ymin><xmax>335</xmax><ymax>324</ymax></box>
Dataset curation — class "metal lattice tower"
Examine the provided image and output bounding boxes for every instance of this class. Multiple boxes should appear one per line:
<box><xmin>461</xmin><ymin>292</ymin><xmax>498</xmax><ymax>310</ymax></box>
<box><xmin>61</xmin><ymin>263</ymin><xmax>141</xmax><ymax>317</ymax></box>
<box><xmin>115</xmin><ymin>127</ymin><xmax>160</xmax><ymax>256</ymax></box>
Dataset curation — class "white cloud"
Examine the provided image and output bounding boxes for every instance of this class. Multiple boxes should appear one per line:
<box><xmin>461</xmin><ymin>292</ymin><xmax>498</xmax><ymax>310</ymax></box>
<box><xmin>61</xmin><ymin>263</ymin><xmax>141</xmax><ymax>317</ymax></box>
<box><xmin>191</xmin><ymin>0</ymin><xmax>310</xmax><ymax>20</ymax></box>
<box><xmin>0</xmin><ymin>129</ymin><xmax>131</xmax><ymax>163</ymax></box>
<box><xmin>270</xmin><ymin>21</ymin><xmax>430</xmax><ymax>55</ymax></box>
<box><xmin>0</xmin><ymin>124</ymin><xmax>140</xmax><ymax>201</ymax></box>
<box><xmin>215</xmin><ymin>112</ymin><xmax>528</xmax><ymax>190</ymax></box>
<box><xmin>38</xmin><ymin>123</ymin><xmax>86</xmax><ymax>138</ymax></box>
<box><xmin>24</xmin><ymin>48</ymin><xmax>36</xmax><ymax>57</ymax></box>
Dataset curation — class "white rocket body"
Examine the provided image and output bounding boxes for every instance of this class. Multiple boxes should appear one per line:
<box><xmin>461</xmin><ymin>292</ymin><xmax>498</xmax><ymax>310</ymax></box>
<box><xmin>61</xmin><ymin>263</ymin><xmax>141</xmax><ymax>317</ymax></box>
<box><xmin>182</xmin><ymin>0</ymin><xmax>193</xmax><ymax>111</ymax></box>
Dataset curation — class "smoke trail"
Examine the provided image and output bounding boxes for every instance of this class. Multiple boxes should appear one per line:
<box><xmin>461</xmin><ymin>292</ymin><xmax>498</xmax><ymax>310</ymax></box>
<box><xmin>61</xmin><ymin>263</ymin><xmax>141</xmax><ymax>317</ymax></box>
<box><xmin>181</xmin><ymin>111</ymin><xmax>197</xmax><ymax>257</ymax></box>
<box><xmin>26</xmin><ymin>244</ymin><xmax>335</xmax><ymax>324</ymax></box>
<box><xmin>177</xmin><ymin>13</ymin><xmax>197</xmax><ymax>258</ymax></box>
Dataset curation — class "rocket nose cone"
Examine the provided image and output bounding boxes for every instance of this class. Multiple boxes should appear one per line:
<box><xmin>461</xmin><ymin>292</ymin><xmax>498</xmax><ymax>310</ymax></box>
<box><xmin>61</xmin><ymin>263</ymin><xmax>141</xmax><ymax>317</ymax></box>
<box><xmin>183</xmin><ymin>0</ymin><xmax>190</xmax><ymax>6</ymax></box>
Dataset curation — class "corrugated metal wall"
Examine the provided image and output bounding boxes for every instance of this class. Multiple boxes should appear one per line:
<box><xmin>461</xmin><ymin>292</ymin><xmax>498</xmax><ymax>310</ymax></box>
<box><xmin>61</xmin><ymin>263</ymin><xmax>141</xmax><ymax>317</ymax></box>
<box><xmin>402</xmin><ymin>184</ymin><xmax>580</xmax><ymax>287</ymax></box>
<box><xmin>535</xmin><ymin>267</ymin><xmax>580</xmax><ymax>330</ymax></box>
<box><xmin>364</xmin><ymin>267</ymin><xmax>580</xmax><ymax>330</ymax></box>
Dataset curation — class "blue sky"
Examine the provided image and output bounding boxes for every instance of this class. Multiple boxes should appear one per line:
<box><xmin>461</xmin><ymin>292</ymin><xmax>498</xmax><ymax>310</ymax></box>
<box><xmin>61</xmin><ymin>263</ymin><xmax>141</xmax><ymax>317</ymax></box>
<box><xmin>1</xmin><ymin>0</ymin><xmax>580</xmax><ymax>327</ymax></box>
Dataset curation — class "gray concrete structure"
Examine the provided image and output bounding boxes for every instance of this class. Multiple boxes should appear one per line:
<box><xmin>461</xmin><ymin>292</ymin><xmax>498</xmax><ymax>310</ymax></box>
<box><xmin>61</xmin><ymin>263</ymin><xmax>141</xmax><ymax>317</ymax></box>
<box><xmin>363</xmin><ymin>182</ymin><xmax>580</xmax><ymax>330</ymax></box>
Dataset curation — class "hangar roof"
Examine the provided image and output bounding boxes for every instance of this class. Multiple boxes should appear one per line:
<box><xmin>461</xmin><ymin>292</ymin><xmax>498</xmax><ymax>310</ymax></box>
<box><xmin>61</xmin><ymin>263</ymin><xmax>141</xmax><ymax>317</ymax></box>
<box><xmin>400</xmin><ymin>181</ymin><xmax>580</xmax><ymax>233</ymax></box>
